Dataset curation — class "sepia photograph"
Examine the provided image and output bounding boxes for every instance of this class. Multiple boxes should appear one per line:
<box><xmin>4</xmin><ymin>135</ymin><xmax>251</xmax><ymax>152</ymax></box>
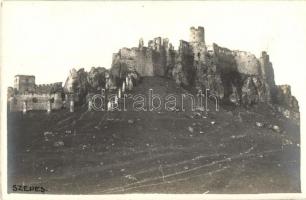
<box><xmin>1</xmin><ymin>1</ymin><xmax>306</xmax><ymax>199</ymax></box>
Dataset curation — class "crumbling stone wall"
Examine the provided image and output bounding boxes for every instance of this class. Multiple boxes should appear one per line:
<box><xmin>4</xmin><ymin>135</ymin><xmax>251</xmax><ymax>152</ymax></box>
<box><xmin>172</xmin><ymin>40</ymin><xmax>195</xmax><ymax>86</ymax></box>
<box><xmin>152</xmin><ymin>47</ymin><xmax>167</xmax><ymax>76</ymax></box>
<box><xmin>112</xmin><ymin>47</ymin><xmax>153</xmax><ymax>76</ymax></box>
<box><xmin>205</xmin><ymin>43</ymin><xmax>273</xmax><ymax>105</ymax></box>
<box><xmin>111</xmin><ymin>37</ymin><xmax>170</xmax><ymax>77</ymax></box>
<box><xmin>111</xmin><ymin>38</ymin><xmax>195</xmax><ymax>87</ymax></box>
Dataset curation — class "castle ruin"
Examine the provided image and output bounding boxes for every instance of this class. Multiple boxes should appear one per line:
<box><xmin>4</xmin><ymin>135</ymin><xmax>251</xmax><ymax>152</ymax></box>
<box><xmin>110</xmin><ymin>26</ymin><xmax>299</xmax><ymax>119</ymax></box>
<box><xmin>111</xmin><ymin>26</ymin><xmax>275</xmax><ymax>103</ymax></box>
<box><xmin>7</xmin><ymin>26</ymin><xmax>299</xmax><ymax>120</ymax></box>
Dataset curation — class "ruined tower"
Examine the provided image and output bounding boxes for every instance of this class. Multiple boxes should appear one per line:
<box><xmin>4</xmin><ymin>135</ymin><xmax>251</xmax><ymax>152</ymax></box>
<box><xmin>260</xmin><ymin>51</ymin><xmax>275</xmax><ymax>88</ymax></box>
<box><xmin>189</xmin><ymin>26</ymin><xmax>209</xmax><ymax>91</ymax></box>
<box><xmin>189</xmin><ymin>26</ymin><xmax>205</xmax><ymax>44</ymax></box>
<box><xmin>189</xmin><ymin>26</ymin><xmax>207</xmax><ymax>62</ymax></box>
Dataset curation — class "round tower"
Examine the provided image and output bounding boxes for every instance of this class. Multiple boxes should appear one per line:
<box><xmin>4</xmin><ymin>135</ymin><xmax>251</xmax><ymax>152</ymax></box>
<box><xmin>189</xmin><ymin>26</ymin><xmax>205</xmax><ymax>43</ymax></box>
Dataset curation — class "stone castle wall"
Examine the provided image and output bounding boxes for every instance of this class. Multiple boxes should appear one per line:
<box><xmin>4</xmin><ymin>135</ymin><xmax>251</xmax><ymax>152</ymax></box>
<box><xmin>212</xmin><ymin>43</ymin><xmax>236</xmax><ymax>66</ymax></box>
<box><xmin>111</xmin><ymin>37</ymin><xmax>172</xmax><ymax>77</ymax></box>
<box><xmin>9</xmin><ymin>75</ymin><xmax>64</xmax><ymax>112</ymax></box>
<box><xmin>35</xmin><ymin>82</ymin><xmax>63</xmax><ymax>94</ymax></box>
<box><xmin>9</xmin><ymin>93</ymin><xmax>63</xmax><ymax>112</ymax></box>
<box><xmin>112</xmin><ymin>47</ymin><xmax>154</xmax><ymax>76</ymax></box>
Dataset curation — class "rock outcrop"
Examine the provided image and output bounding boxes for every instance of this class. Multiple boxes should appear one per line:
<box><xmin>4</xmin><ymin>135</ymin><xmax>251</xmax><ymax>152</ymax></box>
<box><xmin>63</xmin><ymin>68</ymin><xmax>78</xmax><ymax>94</ymax></box>
<box><xmin>275</xmin><ymin>85</ymin><xmax>299</xmax><ymax>110</ymax></box>
<box><xmin>64</xmin><ymin>68</ymin><xmax>89</xmax><ymax>104</ymax></box>
<box><xmin>274</xmin><ymin>85</ymin><xmax>299</xmax><ymax>120</ymax></box>
<box><xmin>87</xmin><ymin>67</ymin><xmax>108</xmax><ymax>92</ymax></box>
<box><xmin>63</xmin><ymin>66</ymin><xmax>141</xmax><ymax>104</ymax></box>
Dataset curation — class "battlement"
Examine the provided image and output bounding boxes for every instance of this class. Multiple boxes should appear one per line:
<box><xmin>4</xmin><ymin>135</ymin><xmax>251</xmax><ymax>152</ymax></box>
<box><xmin>35</xmin><ymin>82</ymin><xmax>63</xmax><ymax>94</ymax></box>
<box><xmin>190</xmin><ymin>26</ymin><xmax>205</xmax><ymax>43</ymax></box>
<box><xmin>36</xmin><ymin>82</ymin><xmax>62</xmax><ymax>88</ymax></box>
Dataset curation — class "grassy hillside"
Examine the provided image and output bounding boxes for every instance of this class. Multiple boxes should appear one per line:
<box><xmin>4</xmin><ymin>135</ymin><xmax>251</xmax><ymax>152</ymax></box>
<box><xmin>7</xmin><ymin>77</ymin><xmax>300</xmax><ymax>194</ymax></box>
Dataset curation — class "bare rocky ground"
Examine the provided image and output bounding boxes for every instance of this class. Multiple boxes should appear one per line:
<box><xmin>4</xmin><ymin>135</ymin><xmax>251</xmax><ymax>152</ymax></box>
<box><xmin>7</xmin><ymin>77</ymin><xmax>300</xmax><ymax>194</ymax></box>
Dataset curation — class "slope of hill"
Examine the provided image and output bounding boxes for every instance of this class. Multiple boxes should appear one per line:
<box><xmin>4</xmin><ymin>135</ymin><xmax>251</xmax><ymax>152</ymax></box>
<box><xmin>7</xmin><ymin>77</ymin><xmax>300</xmax><ymax>194</ymax></box>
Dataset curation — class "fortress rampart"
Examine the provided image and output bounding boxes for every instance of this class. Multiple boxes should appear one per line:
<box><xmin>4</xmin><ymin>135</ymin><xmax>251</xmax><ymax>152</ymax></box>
<box><xmin>35</xmin><ymin>82</ymin><xmax>63</xmax><ymax>94</ymax></box>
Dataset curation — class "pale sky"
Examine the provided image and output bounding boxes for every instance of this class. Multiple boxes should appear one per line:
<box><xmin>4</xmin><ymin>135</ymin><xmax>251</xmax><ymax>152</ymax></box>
<box><xmin>1</xmin><ymin>1</ymin><xmax>306</xmax><ymax>103</ymax></box>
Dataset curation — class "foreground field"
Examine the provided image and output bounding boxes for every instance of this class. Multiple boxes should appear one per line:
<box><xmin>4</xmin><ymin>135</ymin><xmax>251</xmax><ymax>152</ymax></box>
<box><xmin>7</xmin><ymin>77</ymin><xmax>300</xmax><ymax>194</ymax></box>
